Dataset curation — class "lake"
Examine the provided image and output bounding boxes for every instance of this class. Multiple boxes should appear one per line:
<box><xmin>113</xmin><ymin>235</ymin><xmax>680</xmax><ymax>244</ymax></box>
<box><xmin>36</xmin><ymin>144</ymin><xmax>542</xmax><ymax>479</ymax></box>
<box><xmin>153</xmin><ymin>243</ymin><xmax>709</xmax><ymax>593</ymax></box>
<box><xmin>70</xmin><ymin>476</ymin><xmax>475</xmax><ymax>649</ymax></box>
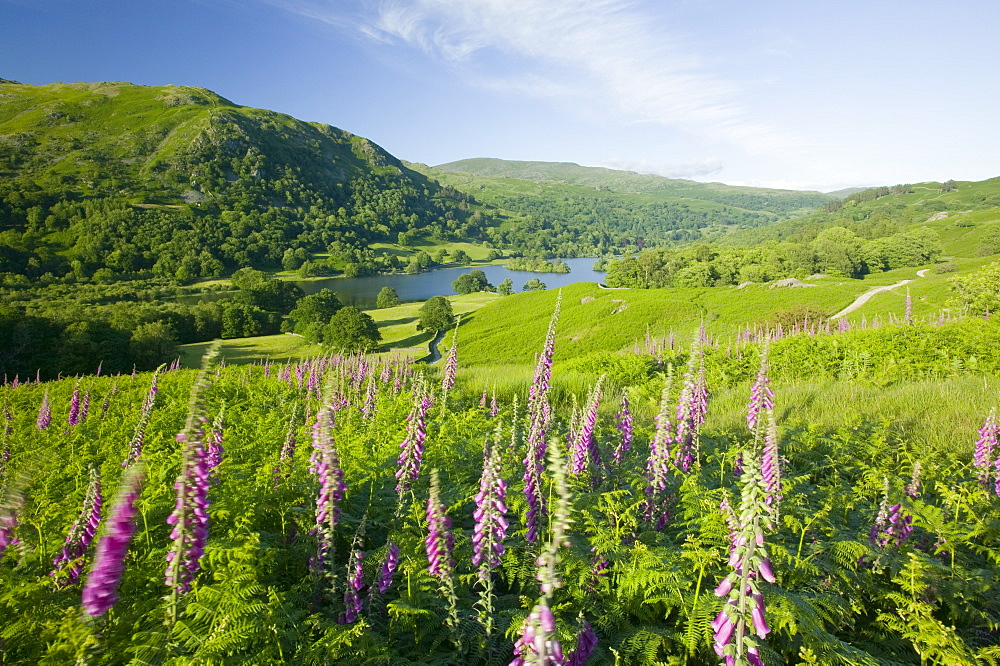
<box><xmin>185</xmin><ymin>257</ymin><xmax>606</xmax><ymax>309</ymax></box>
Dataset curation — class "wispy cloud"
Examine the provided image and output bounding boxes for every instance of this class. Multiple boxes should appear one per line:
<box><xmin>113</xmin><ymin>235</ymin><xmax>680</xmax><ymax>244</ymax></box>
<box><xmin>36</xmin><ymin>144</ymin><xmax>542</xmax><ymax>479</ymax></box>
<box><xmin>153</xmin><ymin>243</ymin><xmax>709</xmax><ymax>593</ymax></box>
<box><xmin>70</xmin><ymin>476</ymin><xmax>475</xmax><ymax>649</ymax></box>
<box><xmin>262</xmin><ymin>0</ymin><xmax>800</xmax><ymax>155</ymax></box>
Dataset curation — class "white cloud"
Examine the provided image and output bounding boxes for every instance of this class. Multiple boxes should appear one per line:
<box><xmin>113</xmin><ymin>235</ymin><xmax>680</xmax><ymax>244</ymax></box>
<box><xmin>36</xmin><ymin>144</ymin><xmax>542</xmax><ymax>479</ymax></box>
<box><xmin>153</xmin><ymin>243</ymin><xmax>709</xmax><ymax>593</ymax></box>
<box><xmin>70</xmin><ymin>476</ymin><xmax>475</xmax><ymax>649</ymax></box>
<box><xmin>263</xmin><ymin>0</ymin><xmax>802</xmax><ymax>156</ymax></box>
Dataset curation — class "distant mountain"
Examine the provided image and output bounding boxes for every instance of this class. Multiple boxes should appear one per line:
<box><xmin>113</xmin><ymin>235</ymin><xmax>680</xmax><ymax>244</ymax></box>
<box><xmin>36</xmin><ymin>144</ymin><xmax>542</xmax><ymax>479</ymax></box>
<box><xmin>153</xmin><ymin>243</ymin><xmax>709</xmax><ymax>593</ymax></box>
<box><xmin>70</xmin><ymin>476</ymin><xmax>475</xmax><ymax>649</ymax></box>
<box><xmin>434</xmin><ymin>157</ymin><xmax>835</xmax><ymax>216</ymax></box>
<box><xmin>825</xmin><ymin>187</ymin><xmax>870</xmax><ymax>198</ymax></box>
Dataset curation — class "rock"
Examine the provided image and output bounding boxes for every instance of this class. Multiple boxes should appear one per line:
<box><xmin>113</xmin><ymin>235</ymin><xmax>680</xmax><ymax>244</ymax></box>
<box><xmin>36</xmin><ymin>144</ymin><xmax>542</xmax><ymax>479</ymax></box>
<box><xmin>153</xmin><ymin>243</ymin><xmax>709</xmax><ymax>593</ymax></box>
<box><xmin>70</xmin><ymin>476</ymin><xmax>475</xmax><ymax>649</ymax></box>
<box><xmin>581</xmin><ymin>296</ymin><xmax>595</xmax><ymax>304</ymax></box>
<box><xmin>736</xmin><ymin>281</ymin><xmax>754</xmax><ymax>289</ymax></box>
<box><xmin>770</xmin><ymin>278</ymin><xmax>816</xmax><ymax>288</ymax></box>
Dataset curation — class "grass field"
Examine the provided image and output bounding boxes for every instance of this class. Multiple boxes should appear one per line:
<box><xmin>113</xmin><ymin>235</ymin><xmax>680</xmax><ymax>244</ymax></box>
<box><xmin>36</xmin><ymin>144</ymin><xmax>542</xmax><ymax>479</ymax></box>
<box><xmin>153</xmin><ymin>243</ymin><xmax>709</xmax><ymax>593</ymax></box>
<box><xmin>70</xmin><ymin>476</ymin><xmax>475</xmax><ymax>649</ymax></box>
<box><xmin>178</xmin><ymin>292</ymin><xmax>501</xmax><ymax>367</ymax></box>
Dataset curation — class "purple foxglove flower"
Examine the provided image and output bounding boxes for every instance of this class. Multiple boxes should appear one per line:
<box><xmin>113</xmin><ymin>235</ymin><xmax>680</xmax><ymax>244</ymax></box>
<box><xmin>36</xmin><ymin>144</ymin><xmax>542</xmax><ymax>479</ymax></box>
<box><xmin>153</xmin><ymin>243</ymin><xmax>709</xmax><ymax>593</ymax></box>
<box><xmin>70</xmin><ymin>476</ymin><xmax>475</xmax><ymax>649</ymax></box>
<box><xmin>645</xmin><ymin>376</ymin><xmax>675</xmax><ymax>530</ymax></box>
<box><xmin>760</xmin><ymin>412</ymin><xmax>781</xmax><ymax>522</ymax></box>
<box><xmin>80</xmin><ymin>390</ymin><xmax>90</xmax><ymax>423</ymax></box>
<box><xmin>473</xmin><ymin>442</ymin><xmax>509</xmax><ymax>579</ymax></box>
<box><xmin>310</xmin><ymin>405</ymin><xmax>347</xmax><ymax>575</ymax></box>
<box><xmin>511</xmin><ymin>601</ymin><xmax>565</xmax><ymax>666</ymax></box>
<box><xmin>747</xmin><ymin>348</ymin><xmax>774</xmax><ymax>433</ymax></box>
<box><xmin>425</xmin><ymin>473</ymin><xmax>455</xmax><ymax>582</ymax></box>
<box><xmin>480</xmin><ymin>388</ymin><xmax>488</xmax><ymax>409</ymax></box>
<box><xmin>68</xmin><ymin>384</ymin><xmax>81</xmax><ymax>426</ymax></box>
<box><xmin>123</xmin><ymin>368</ymin><xmax>161</xmax><ymax>467</ymax></box>
<box><xmin>613</xmin><ymin>394</ymin><xmax>633</xmax><ymax>466</ymax></box>
<box><xmin>523</xmin><ymin>294</ymin><xmax>561</xmax><ymax>543</ymax></box>
<box><xmin>165</xmin><ymin>348</ymin><xmax>220</xmax><ymax>597</ymax></box>
<box><xmin>974</xmin><ymin>409</ymin><xmax>998</xmax><ymax>487</ymax></box>
<box><xmin>490</xmin><ymin>393</ymin><xmax>499</xmax><ymax>418</ymax></box>
<box><xmin>570</xmin><ymin>377</ymin><xmax>603</xmax><ymax>478</ymax></box>
<box><xmin>51</xmin><ymin>468</ymin><xmax>102</xmax><ymax>586</ymax></box>
<box><xmin>713</xmin><ymin>447</ymin><xmax>775</xmax><ymax>665</ymax></box>
<box><xmin>206</xmin><ymin>405</ymin><xmax>224</xmax><ymax>479</ymax></box>
<box><xmin>36</xmin><ymin>391</ymin><xmax>51</xmax><ymax>430</ymax></box>
<box><xmin>273</xmin><ymin>405</ymin><xmax>299</xmax><ymax>486</ymax></box>
<box><xmin>339</xmin><ymin>549</ymin><xmax>365</xmax><ymax>624</ymax></box>
<box><xmin>82</xmin><ymin>465</ymin><xmax>144</xmax><ymax>616</ymax></box>
<box><xmin>377</xmin><ymin>542</ymin><xmax>400</xmax><ymax>594</ymax></box>
<box><xmin>906</xmin><ymin>461</ymin><xmax>922</xmax><ymax>499</ymax></box>
<box><xmin>395</xmin><ymin>379</ymin><xmax>432</xmax><ymax>497</ymax></box>
<box><xmin>567</xmin><ymin>621</ymin><xmax>597</xmax><ymax>666</ymax></box>
<box><xmin>441</xmin><ymin>322</ymin><xmax>460</xmax><ymax>395</ymax></box>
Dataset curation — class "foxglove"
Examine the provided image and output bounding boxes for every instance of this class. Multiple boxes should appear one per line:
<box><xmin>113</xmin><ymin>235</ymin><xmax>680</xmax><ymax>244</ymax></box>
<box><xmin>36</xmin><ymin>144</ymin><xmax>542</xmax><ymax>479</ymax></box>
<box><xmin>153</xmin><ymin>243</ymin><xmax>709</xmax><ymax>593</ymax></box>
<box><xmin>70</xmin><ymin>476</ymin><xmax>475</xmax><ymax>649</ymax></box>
<box><xmin>570</xmin><ymin>377</ymin><xmax>603</xmax><ymax>479</ymax></box>
<box><xmin>645</xmin><ymin>375</ymin><xmax>675</xmax><ymax>530</ymax></box>
<box><xmin>395</xmin><ymin>378</ymin><xmax>432</xmax><ymax>499</ymax></box>
<box><xmin>426</xmin><ymin>469</ymin><xmax>460</xmax><ymax>646</ymax></box>
<box><xmin>165</xmin><ymin>347</ymin><xmax>219</xmax><ymax>602</ymax></box>
<box><xmin>123</xmin><ymin>367</ymin><xmax>162</xmax><ymax>467</ymax></box>
<box><xmin>82</xmin><ymin>465</ymin><xmax>144</xmax><ymax>617</ymax></box>
<box><xmin>377</xmin><ymin>541</ymin><xmax>400</xmax><ymax>594</ymax></box>
<box><xmin>474</xmin><ymin>441</ymin><xmax>509</xmax><ymax>636</ymax></box>
<box><xmin>68</xmin><ymin>383</ymin><xmax>81</xmax><ymax>426</ymax></box>
<box><xmin>310</xmin><ymin>404</ymin><xmax>347</xmax><ymax>577</ymax></box>
<box><xmin>613</xmin><ymin>394</ymin><xmax>632</xmax><ymax>466</ymax></box>
<box><xmin>36</xmin><ymin>391</ymin><xmax>51</xmax><ymax>430</ymax></box>
<box><xmin>747</xmin><ymin>348</ymin><xmax>773</xmax><ymax>433</ymax></box>
<box><xmin>51</xmin><ymin>468</ymin><xmax>102</xmax><ymax>586</ymax></box>
<box><xmin>524</xmin><ymin>295</ymin><xmax>561</xmax><ymax>543</ymax></box>
<box><xmin>974</xmin><ymin>409</ymin><xmax>998</xmax><ymax>487</ymax></box>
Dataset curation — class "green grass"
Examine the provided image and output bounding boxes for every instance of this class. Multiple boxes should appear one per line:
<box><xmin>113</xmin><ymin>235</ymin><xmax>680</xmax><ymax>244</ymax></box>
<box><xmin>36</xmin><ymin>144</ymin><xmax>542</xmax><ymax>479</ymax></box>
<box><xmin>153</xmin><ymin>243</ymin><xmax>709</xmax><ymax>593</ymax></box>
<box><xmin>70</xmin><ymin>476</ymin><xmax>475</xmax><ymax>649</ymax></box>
<box><xmin>178</xmin><ymin>293</ymin><xmax>501</xmax><ymax>367</ymax></box>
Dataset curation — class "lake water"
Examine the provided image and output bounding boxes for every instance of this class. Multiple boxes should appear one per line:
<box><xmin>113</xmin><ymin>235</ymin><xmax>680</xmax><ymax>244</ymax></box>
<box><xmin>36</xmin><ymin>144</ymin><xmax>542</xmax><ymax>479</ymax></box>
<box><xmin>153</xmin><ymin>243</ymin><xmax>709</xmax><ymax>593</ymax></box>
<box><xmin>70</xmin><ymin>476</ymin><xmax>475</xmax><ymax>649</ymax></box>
<box><xmin>185</xmin><ymin>257</ymin><xmax>606</xmax><ymax>309</ymax></box>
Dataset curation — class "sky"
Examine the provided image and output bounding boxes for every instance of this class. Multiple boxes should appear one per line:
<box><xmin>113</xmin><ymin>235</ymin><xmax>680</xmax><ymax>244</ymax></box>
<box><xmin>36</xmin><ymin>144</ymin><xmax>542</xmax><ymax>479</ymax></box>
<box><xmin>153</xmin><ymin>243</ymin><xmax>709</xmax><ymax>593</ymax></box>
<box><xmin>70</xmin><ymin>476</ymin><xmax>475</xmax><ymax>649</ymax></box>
<box><xmin>2</xmin><ymin>0</ymin><xmax>998</xmax><ymax>192</ymax></box>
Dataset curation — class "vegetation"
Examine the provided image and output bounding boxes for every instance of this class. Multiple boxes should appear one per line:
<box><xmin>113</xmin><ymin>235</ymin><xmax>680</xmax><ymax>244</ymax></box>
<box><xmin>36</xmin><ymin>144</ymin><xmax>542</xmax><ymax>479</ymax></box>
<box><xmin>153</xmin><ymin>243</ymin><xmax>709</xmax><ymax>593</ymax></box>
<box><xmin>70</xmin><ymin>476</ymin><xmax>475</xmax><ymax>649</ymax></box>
<box><xmin>375</xmin><ymin>287</ymin><xmax>399</xmax><ymax>309</ymax></box>
<box><xmin>451</xmin><ymin>270</ymin><xmax>492</xmax><ymax>295</ymax></box>
<box><xmin>2</xmin><ymin>310</ymin><xmax>999</xmax><ymax>663</ymax></box>
<box><xmin>418</xmin><ymin>296</ymin><xmax>455</xmax><ymax>332</ymax></box>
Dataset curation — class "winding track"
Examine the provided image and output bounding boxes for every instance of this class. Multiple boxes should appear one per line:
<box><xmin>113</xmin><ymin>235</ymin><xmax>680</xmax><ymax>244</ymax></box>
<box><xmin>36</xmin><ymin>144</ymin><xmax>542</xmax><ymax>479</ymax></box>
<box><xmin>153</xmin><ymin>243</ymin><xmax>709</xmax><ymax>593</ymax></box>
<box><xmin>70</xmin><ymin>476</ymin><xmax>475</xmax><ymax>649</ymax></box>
<box><xmin>828</xmin><ymin>269</ymin><xmax>929</xmax><ymax>320</ymax></box>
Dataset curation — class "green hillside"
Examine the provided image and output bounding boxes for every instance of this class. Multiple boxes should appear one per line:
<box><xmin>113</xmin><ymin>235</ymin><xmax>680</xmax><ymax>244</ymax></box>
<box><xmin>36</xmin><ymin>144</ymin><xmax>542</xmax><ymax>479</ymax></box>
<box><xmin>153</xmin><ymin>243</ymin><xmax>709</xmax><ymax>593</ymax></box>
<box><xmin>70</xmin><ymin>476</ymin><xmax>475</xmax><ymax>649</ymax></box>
<box><xmin>0</xmin><ymin>80</ymin><xmax>485</xmax><ymax>281</ymax></box>
<box><xmin>432</xmin><ymin>157</ymin><xmax>834</xmax><ymax>215</ymax></box>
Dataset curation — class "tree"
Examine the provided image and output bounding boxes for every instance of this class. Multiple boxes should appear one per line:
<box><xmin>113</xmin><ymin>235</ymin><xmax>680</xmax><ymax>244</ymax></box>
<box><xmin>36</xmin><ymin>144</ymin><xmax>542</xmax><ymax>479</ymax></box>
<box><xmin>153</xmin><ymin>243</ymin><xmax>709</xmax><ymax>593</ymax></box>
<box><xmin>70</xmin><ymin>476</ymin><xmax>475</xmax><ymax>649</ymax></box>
<box><xmin>284</xmin><ymin>288</ymin><xmax>343</xmax><ymax>339</ymax></box>
<box><xmin>523</xmin><ymin>278</ymin><xmax>547</xmax><ymax>291</ymax></box>
<box><xmin>497</xmin><ymin>278</ymin><xmax>514</xmax><ymax>296</ymax></box>
<box><xmin>452</xmin><ymin>270</ymin><xmax>490</xmax><ymax>294</ymax></box>
<box><xmin>129</xmin><ymin>321</ymin><xmax>178</xmax><ymax>368</ymax></box>
<box><xmin>376</xmin><ymin>287</ymin><xmax>400</xmax><ymax>309</ymax></box>
<box><xmin>950</xmin><ymin>261</ymin><xmax>1000</xmax><ymax>314</ymax></box>
<box><xmin>452</xmin><ymin>249</ymin><xmax>471</xmax><ymax>264</ymax></box>
<box><xmin>418</xmin><ymin>296</ymin><xmax>454</xmax><ymax>331</ymax></box>
<box><xmin>322</xmin><ymin>306</ymin><xmax>381</xmax><ymax>352</ymax></box>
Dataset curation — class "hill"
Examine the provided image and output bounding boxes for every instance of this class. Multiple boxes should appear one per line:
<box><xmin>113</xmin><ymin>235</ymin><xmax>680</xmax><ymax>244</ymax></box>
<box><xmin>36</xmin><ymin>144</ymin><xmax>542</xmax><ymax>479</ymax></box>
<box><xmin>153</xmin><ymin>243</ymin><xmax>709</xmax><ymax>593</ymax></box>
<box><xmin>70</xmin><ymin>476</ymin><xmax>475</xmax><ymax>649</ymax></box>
<box><xmin>0</xmin><ymin>80</ymin><xmax>484</xmax><ymax>281</ymax></box>
<box><xmin>433</xmin><ymin>157</ymin><xmax>835</xmax><ymax>216</ymax></box>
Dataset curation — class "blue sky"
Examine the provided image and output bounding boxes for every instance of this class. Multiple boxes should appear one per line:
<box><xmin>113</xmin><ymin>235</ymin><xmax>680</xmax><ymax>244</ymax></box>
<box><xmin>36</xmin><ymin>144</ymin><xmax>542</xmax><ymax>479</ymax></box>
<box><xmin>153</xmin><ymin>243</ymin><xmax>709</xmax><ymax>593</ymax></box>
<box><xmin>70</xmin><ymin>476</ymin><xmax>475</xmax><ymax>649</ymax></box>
<box><xmin>2</xmin><ymin>0</ymin><xmax>998</xmax><ymax>191</ymax></box>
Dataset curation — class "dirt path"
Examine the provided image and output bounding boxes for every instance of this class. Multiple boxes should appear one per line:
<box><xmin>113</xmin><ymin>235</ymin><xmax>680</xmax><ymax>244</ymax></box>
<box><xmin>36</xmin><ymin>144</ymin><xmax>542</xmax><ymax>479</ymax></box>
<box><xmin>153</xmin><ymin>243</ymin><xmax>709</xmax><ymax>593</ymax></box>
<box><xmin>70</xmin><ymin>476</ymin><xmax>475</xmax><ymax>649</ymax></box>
<box><xmin>828</xmin><ymin>268</ymin><xmax>927</xmax><ymax>320</ymax></box>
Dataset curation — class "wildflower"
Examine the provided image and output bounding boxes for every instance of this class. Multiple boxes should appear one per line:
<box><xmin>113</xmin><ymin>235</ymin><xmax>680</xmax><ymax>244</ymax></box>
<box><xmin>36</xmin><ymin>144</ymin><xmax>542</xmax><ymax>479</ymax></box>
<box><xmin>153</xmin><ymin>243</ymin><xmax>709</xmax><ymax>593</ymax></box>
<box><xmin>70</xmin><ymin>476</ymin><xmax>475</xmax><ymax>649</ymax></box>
<box><xmin>613</xmin><ymin>394</ymin><xmax>632</xmax><ymax>466</ymax></box>
<box><xmin>712</xmin><ymin>448</ymin><xmax>773</xmax><ymax>666</ymax></box>
<box><xmin>165</xmin><ymin>347</ymin><xmax>218</xmax><ymax>600</ymax></box>
<box><xmin>974</xmin><ymin>409</ymin><xmax>998</xmax><ymax>487</ymax></box>
<box><xmin>123</xmin><ymin>367</ymin><xmax>162</xmax><ymax>467</ymax></box>
<box><xmin>377</xmin><ymin>542</ymin><xmax>400</xmax><ymax>594</ymax></box>
<box><xmin>81</xmin><ymin>465</ymin><xmax>144</xmax><ymax>617</ymax></box>
<box><xmin>760</xmin><ymin>412</ymin><xmax>781</xmax><ymax>524</ymax></box>
<box><xmin>645</xmin><ymin>374</ymin><xmax>675</xmax><ymax>530</ymax></box>
<box><xmin>511</xmin><ymin>600</ymin><xmax>565</xmax><ymax>666</ymax></box>
<box><xmin>523</xmin><ymin>294</ymin><xmax>560</xmax><ymax>543</ymax></box>
<box><xmin>310</xmin><ymin>405</ymin><xmax>347</xmax><ymax>576</ymax></box>
<box><xmin>746</xmin><ymin>348</ymin><xmax>773</xmax><ymax>433</ymax></box>
<box><xmin>68</xmin><ymin>383</ymin><xmax>81</xmax><ymax>426</ymax></box>
<box><xmin>36</xmin><ymin>391</ymin><xmax>51</xmax><ymax>430</ymax></box>
<box><xmin>426</xmin><ymin>469</ymin><xmax>461</xmax><ymax>646</ymax></box>
<box><xmin>567</xmin><ymin>621</ymin><xmax>598</xmax><ymax>666</ymax></box>
<box><xmin>473</xmin><ymin>441</ymin><xmax>509</xmax><ymax>636</ymax></box>
<box><xmin>906</xmin><ymin>462</ymin><xmax>922</xmax><ymax>499</ymax></box>
<box><xmin>339</xmin><ymin>546</ymin><xmax>365</xmax><ymax>625</ymax></box>
<box><xmin>395</xmin><ymin>378</ymin><xmax>432</xmax><ymax>498</ymax></box>
<box><xmin>51</xmin><ymin>468</ymin><xmax>102</xmax><ymax>586</ymax></box>
<box><xmin>570</xmin><ymin>377</ymin><xmax>603</xmax><ymax>478</ymax></box>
